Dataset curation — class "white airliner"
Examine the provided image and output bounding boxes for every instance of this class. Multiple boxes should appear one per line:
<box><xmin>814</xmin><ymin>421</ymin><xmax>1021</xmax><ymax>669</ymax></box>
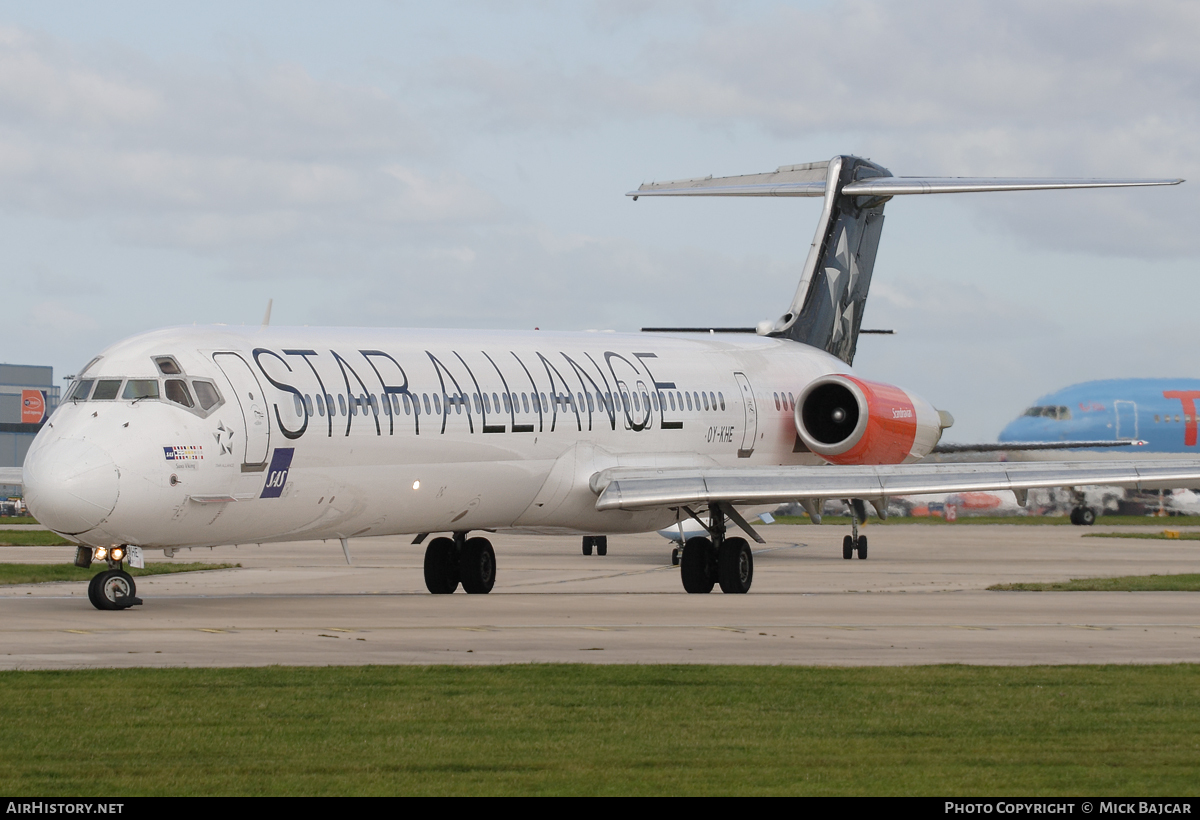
<box><xmin>12</xmin><ymin>155</ymin><xmax>1200</xmax><ymax>610</ymax></box>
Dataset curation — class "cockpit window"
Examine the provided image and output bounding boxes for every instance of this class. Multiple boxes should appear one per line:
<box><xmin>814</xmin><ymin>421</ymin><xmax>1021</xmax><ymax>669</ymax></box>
<box><xmin>92</xmin><ymin>380</ymin><xmax>123</xmax><ymax>401</ymax></box>
<box><xmin>122</xmin><ymin>379</ymin><xmax>160</xmax><ymax>401</ymax></box>
<box><xmin>67</xmin><ymin>379</ymin><xmax>94</xmax><ymax>401</ymax></box>
<box><xmin>1022</xmin><ymin>405</ymin><xmax>1071</xmax><ymax>420</ymax></box>
<box><xmin>165</xmin><ymin>379</ymin><xmax>194</xmax><ymax>408</ymax></box>
<box><xmin>192</xmin><ymin>380</ymin><xmax>221</xmax><ymax>411</ymax></box>
<box><xmin>155</xmin><ymin>357</ymin><xmax>182</xmax><ymax>375</ymax></box>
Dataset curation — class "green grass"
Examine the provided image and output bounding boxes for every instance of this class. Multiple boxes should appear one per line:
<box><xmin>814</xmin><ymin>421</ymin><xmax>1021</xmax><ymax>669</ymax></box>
<box><xmin>1085</xmin><ymin>531</ymin><xmax>1200</xmax><ymax>541</ymax></box>
<box><xmin>0</xmin><ymin>562</ymin><xmax>240</xmax><ymax>585</ymax></box>
<box><xmin>771</xmin><ymin>514</ymin><xmax>1200</xmax><ymax>526</ymax></box>
<box><xmin>0</xmin><ymin>664</ymin><xmax>1197</xmax><ymax>796</ymax></box>
<box><xmin>0</xmin><ymin>530</ymin><xmax>75</xmax><ymax>546</ymax></box>
<box><xmin>0</xmin><ymin>516</ymin><xmax>38</xmax><ymax>525</ymax></box>
<box><xmin>989</xmin><ymin>574</ymin><xmax>1200</xmax><ymax>591</ymax></box>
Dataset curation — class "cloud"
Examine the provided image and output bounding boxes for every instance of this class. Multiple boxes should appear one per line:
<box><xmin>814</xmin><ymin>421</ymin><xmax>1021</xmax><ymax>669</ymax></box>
<box><xmin>437</xmin><ymin>0</ymin><xmax>1200</xmax><ymax>257</ymax></box>
<box><xmin>0</xmin><ymin>25</ymin><xmax>506</xmax><ymax>249</ymax></box>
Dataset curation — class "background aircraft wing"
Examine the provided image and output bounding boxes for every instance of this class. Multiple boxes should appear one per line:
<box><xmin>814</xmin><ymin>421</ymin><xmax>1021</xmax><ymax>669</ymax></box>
<box><xmin>932</xmin><ymin>440</ymin><xmax>1145</xmax><ymax>454</ymax></box>
<box><xmin>0</xmin><ymin>467</ymin><xmax>22</xmax><ymax>487</ymax></box>
<box><xmin>591</xmin><ymin>460</ymin><xmax>1200</xmax><ymax>512</ymax></box>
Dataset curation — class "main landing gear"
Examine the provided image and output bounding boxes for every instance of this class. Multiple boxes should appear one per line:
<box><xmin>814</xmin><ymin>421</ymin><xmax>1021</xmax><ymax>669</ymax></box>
<box><xmin>582</xmin><ymin>536</ymin><xmax>608</xmax><ymax>556</ymax></box>
<box><xmin>423</xmin><ymin>532</ymin><xmax>496</xmax><ymax>594</ymax></box>
<box><xmin>678</xmin><ymin>507</ymin><xmax>754</xmax><ymax>594</ymax></box>
<box><xmin>843</xmin><ymin>503</ymin><xmax>868</xmax><ymax>560</ymax></box>
<box><xmin>77</xmin><ymin>546</ymin><xmax>143</xmax><ymax>611</ymax></box>
<box><xmin>1069</xmin><ymin>507</ymin><xmax>1096</xmax><ymax>526</ymax></box>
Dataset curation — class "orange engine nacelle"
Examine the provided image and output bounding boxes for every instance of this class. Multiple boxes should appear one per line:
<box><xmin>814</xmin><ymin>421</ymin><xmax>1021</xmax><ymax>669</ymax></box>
<box><xmin>794</xmin><ymin>375</ymin><xmax>947</xmax><ymax>465</ymax></box>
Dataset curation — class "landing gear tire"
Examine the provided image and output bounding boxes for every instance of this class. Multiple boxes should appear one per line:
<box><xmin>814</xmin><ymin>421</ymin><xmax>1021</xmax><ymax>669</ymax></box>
<box><xmin>424</xmin><ymin>537</ymin><xmax>459</xmax><ymax>594</ymax></box>
<box><xmin>843</xmin><ymin>535</ymin><xmax>854</xmax><ymax>560</ymax></box>
<box><xmin>460</xmin><ymin>537</ymin><xmax>496</xmax><ymax>594</ymax></box>
<box><xmin>87</xmin><ymin>571</ymin><xmax>104</xmax><ymax>609</ymax></box>
<box><xmin>717</xmin><ymin>537</ymin><xmax>753</xmax><ymax>594</ymax></box>
<box><xmin>671</xmin><ymin>547</ymin><xmax>681</xmax><ymax>566</ymax></box>
<box><xmin>595</xmin><ymin>536</ymin><xmax>608</xmax><ymax>557</ymax></box>
<box><xmin>857</xmin><ymin>536</ymin><xmax>868</xmax><ymax>560</ymax></box>
<box><xmin>1071</xmin><ymin>507</ymin><xmax>1095</xmax><ymax>526</ymax></box>
<box><xmin>680</xmin><ymin>537</ymin><xmax>716</xmax><ymax>594</ymax></box>
<box><xmin>582</xmin><ymin>536</ymin><xmax>593</xmax><ymax>556</ymax></box>
<box><xmin>91</xmin><ymin>569</ymin><xmax>139</xmax><ymax>611</ymax></box>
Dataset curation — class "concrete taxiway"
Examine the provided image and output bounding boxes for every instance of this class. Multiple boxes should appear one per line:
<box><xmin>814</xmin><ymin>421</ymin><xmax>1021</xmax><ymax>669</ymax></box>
<box><xmin>1</xmin><ymin>523</ymin><xmax>1198</xmax><ymax>669</ymax></box>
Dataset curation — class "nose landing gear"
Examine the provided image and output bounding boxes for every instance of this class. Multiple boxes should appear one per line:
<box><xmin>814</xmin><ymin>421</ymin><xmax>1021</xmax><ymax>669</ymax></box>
<box><xmin>78</xmin><ymin>546</ymin><xmax>143</xmax><ymax>610</ymax></box>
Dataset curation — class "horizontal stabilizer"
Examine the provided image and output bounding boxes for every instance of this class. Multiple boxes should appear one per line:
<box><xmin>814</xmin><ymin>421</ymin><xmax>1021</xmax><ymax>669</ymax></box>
<box><xmin>933</xmin><ymin>440</ymin><xmax>1146</xmax><ymax>454</ymax></box>
<box><xmin>591</xmin><ymin>459</ymin><xmax>1200</xmax><ymax>512</ymax></box>
<box><xmin>841</xmin><ymin>177</ymin><xmax>1183</xmax><ymax>196</ymax></box>
<box><xmin>629</xmin><ymin>163</ymin><xmax>1182</xmax><ymax>199</ymax></box>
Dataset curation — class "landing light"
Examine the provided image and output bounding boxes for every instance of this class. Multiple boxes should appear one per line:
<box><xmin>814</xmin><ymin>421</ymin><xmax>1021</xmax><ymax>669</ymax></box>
<box><xmin>110</xmin><ymin>547</ymin><xmax>125</xmax><ymax>562</ymax></box>
<box><xmin>94</xmin><ymin>547</ymin><xmax>108</xmax><ymax>561</ymax></box>
<box><xmin>412</xmin><ymin>481</ymin><xmax>420</xmax><ymax>490</ymax></box>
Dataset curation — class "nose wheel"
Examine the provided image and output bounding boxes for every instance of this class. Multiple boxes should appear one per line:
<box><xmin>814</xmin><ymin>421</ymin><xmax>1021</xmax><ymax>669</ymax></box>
<box><xmin>87</xmin><ymin>568</ymin><xmax>142</xmax><ymax>610</ymax></box>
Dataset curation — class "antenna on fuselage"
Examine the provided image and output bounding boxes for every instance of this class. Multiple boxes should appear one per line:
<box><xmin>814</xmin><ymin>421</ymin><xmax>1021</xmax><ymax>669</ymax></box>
<box><xmin>261</xmin><ymin>298</ymin><xmax>273</xmax><ymax>329</ymax></box>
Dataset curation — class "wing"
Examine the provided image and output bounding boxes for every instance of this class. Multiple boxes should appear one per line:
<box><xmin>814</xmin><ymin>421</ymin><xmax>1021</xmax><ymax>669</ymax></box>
<box><xmin>591</xmin><ymin>460</ymin><xmax>1200</xmax><ymax>512</ymax></box>
<box><xmin>931</xmin><ymin>440</ymin><xmax>1145</xmax><ymax>454</ymax></box>
<box><xmin>0</xmin><ymin>467</ymin><xmax>22</xmax><ymax>487</ymax></box>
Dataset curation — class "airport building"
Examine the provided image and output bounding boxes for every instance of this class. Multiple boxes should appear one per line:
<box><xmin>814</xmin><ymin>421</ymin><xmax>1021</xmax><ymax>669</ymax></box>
<box><xmin>1</xmin><ymin>363</ymin><xmax>59</xmax><ymax>496</ymax></box>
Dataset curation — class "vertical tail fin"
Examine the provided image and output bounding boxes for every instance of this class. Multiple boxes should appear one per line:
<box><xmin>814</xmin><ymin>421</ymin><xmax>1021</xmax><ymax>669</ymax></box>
<box><xmin>629</xmin><ymin>157</ymin><xmax>1180</xmax><ymax>365</ymax></box>
<box><xmin>767</xmin><ymin>156</ymin><xmax>891</xmax><ymax>364</ymax></box>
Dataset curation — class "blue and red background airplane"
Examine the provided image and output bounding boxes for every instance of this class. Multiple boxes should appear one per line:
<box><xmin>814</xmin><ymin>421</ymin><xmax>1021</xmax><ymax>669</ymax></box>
<box><xmin>999</xmin><ymin>379</ymin><xmax>1200</xmax><ymax>454</ymax></box>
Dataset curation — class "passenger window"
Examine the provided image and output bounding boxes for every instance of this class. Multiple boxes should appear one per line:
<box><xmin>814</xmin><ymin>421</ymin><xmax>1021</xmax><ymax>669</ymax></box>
<box><xmin>774</xmin><ymin>392</ymin><xmax>780</xmax><ymax>410</ymax></box>
<box><xmin>587</xmin><ymin>393</ymin><xmax>595</xmax><ymax>413</ymax></box>
<box><xmin>68</xmin><ymin>379</ymin><xmax>94</xmax><ymax>401</ymax></box>
<box><xmin>720</xmin><ymin>392</ymin><xmax>727</xmax><ymax>411</ymax></box>
<box><xmin>433</xmin><ymin>394</ymin><xmax>441</xmax><ymax>415</ymax></box>
<box><xmin>122</xmin><ymin>380</ymin><xmax>159</xmax><ymax>401</ymax></box>
<box><xmin>305</xmin><ymin>394</ymin><xmax>314</xmax><ymax>416</ymax></box>
<box><xmin>669</xmin><ymin>393</ymin><xmax>676</xmax><ymax>411</ymax></box>
<box><xmin>338</xmin><ymin>394</ymin><xmax>347</xmax><ymax>416</ymax></box>
<box><xmin>704</xmin><ymin>392</ymin><xmax>711</xmax><ymax>411</ymax></box>
<box><xmin>316</xmin><ymin>394</ymin><xmax>325</xmax><ymax>417</ymax></box>
<box><xmin>165</xmin><ymin>379</ymin><xmax>194</xmax><ymax>408</ymax></box>
<box><xmin>293</xmin><ymin>395</ymin><xmax>304</xmax><ymax>416</ymax></box>
<box><xmin>154</xmin><ymin>357</ymin><xmax>182</xmax><ymax>375</ymax></box>
<box><xmin>193</xmin><ymin>381</ymin><xmax>221</xmax><ymax>410</ymax></box>
<box><xmin>402</xmin><ymin>394</ymin><xmax>411</xmax><ymax>415</ymax></box>
<box><xmin>686</xmin><ymin>392</ymin><xmax>693</xmax><ymax>411</ymax></box>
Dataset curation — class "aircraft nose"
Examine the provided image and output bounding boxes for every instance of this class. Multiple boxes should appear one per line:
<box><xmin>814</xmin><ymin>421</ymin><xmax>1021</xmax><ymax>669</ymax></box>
<box><xmin>24</xmin><ymin>438</ymin><xmax>120</xmax><ymax>534</ymax></box>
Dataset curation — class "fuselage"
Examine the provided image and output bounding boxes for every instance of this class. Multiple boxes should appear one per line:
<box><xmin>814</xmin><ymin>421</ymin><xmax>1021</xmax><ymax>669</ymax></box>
<box><xmin>24</xmin><ymin>325</ymin><xmax>859</xmax><ymax>549</ymax></box>
<box><xmin>999</xmin><ymin>378</ymin><xmax>1200</xmax><ymax>458</ymax></box>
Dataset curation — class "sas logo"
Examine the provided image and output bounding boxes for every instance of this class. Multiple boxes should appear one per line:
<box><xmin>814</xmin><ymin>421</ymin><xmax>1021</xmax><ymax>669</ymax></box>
<box><xmin>260</xmin><ymin>448</ymin><xmax>295</xmax><ymax>499</ymax></box>
<box><xmin>163</xmin><ymin>445</ymin><xmax>203</xmax><ymax>461</ymax></box>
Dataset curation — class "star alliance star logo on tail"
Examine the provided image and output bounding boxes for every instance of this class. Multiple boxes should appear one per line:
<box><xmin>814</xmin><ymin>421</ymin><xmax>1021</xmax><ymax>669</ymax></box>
<box><xmin>214</xmin><ymin>421</ymin><xmax>234</xmax><ymax>456</ymax></box>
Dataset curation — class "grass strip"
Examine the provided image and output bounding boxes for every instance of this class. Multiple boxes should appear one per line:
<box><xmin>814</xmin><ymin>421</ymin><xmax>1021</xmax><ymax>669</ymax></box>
<box><xmin>989</xmin><ymin>574</ymin><xmax>1200</xmax><ymax>591</ymax></box>
<box><xmin>0</xmin><ymin>517</ymin><xmax>38</xmax><ymax>525</ymax></box>
<box><xmin>0</xmin><ymin>530</ymin><xmax>75</xmax><ymax>546</ymax></box>
<box><xmin>0</xmin><ymin>562</ymin><xmax>240</xmax><ymax>586</ymax></box>
<box><xmin>1085</xmin><ymin>531</ymin><xmax>1200</xmax><ymax>541</ymax></box>
<box><xmin>1</xmin><ymin>664</ymin><xmax>1198</xmax><ymax>796</ymax></box>
<box><xmin>771</xmin><ymin>514</ymin><xmax>1200</xmax><ymax>526</ymax></box>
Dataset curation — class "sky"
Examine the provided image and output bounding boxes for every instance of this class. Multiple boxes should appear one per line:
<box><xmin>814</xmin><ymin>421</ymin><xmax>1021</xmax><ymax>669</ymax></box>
<box><xmin>0</xmin><ymin>0</ymin><xmax>1196</xmax><ymax>442</ymax></box>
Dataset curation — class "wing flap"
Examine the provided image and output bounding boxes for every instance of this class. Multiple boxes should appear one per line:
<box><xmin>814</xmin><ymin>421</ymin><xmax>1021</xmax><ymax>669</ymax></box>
<box><xmin>592</xmin><ymin>460</ymin><xmax>1200</xmax><ymax>511</ymax></box>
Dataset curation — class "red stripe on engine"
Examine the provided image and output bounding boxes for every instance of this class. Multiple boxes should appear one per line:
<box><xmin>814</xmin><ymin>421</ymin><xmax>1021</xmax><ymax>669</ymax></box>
<box><xmin>824</xmin><ymin>376</ymin><xmax>917</xmax><ymax>465</ymax></box>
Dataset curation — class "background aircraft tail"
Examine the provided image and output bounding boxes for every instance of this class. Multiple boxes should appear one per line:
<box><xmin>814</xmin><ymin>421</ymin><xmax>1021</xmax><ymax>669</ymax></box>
<box><xmin>630</xmin><ymin>157</ymin><xmax>1181</xmax><ymax>365</ymax></box>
